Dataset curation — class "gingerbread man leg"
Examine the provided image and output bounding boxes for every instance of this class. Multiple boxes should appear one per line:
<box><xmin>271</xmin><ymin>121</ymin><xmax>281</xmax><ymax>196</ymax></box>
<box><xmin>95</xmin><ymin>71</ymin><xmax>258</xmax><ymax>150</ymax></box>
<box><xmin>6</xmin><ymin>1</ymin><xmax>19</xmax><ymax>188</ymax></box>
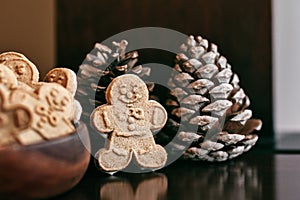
<box><xmin>135</xmin><ymin>145</ymin><xmax>167</xmax><ymax>169</ymax></box>
<box><xmin>97</xmin><ymin>147</ymin><xmax>132</xmax><ymax>172</ymax></box>
<box><xmin>133</xmin><ymin>136</ymin><xmax>167</xmax><ymax>169</ymax></box>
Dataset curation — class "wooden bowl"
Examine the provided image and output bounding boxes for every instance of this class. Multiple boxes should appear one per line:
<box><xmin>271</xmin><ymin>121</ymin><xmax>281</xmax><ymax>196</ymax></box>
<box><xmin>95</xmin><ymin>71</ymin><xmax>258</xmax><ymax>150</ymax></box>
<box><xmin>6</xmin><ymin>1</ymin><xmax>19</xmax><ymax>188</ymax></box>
<box><xmin>0</xmin><ymin>122</ymin><xmax>91</xmax><ymax>199</ymax></box>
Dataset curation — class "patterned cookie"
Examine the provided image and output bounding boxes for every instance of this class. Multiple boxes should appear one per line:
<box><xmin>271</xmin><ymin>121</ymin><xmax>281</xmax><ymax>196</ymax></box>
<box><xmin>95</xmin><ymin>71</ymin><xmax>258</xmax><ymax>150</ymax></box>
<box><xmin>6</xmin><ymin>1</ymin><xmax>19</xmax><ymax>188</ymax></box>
<box><xmin>0</xmin><ymin>85</ymin><xmax>32</xmax><ymax>147</ymax></box>
<box><xmin>1</xmin><ymin>58</ymin><xmax>39</xmax><ymax>86</ymax></box>
<box><xmin>44</xmin><ymin>68</ymin><xmax>82</xmax><ymax>123</ymax></box>
<box><xmin>91</xmin><ymin>74</ymin><xmax>167</xmax><ymax>172</ymax></box>
<box><xmin>10</xmin><ymin>83</ymin><xmax>75</xmax><ymax>141</ymax></box>
<box><xmin>44</xmin><ymin>68</ymin><xmax>77</xmax><ymax>96</ymax></box>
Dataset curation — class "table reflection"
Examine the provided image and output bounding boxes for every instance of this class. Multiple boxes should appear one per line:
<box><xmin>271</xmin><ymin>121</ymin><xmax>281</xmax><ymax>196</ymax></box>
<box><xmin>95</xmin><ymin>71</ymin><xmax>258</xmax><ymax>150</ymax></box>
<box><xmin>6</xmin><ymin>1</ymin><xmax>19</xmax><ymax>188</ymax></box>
<box><xmin>52</xmin><ymin>151</ymin><xmax>274</xmax><ymax>200</ymax></box>
<box><xmin>162</xmin><ymin>159</ymin><xmax>265</xmax><ymax>200</ymax></box>
<box><xmin>100</xmin><ymin>174</ymin><xmax>167</xmax><ymax>200</ymax></box>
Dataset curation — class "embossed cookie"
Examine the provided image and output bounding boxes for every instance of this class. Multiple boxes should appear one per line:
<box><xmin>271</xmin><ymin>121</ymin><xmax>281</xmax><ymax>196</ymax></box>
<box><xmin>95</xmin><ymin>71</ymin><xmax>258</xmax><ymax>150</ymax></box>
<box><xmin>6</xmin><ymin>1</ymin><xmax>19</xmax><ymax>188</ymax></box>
<box><xmin>10</xmin><ymin>83</ymin><xmax>75</xmax><ymax>141</ymax></box>
<box><xmin>44</xmin><ymin>68</ymin><xmax>82</xmax><ymax>123</ymax></box>
<box><xmin>91</xmin><ymin>74</ymin><xmax>167</xmax><ymax>172</ymax></box>
<box><xmin>43</xmin><ymin>68</ymin><xmax>77</xmax><ymax>96</ymax></box>
<box><xmin>1</xmin><ymin>58</ymin><xmax>39</xmax><ymax>86</ymax></box>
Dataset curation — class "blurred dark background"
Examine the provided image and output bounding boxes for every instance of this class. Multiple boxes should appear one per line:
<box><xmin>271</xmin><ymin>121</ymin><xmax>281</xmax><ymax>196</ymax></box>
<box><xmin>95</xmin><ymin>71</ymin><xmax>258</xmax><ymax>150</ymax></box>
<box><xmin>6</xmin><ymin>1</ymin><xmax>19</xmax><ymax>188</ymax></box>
<box><xmin>56</xmin><ymin>0</ymin><xmax>272</xmax><ymax>140</ymax></box>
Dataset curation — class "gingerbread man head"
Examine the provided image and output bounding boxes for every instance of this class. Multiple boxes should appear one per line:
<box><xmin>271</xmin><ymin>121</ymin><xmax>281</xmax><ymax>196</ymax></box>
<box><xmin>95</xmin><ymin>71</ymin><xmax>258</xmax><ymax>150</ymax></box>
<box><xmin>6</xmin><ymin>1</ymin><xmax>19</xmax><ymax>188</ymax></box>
<box><xmin>44</xmin><ymin>68</ymin><xmax>77</xmax><ymax>96</ymax></box>
<box><xmin>106</xmin><ymin>74</ymin><xmax>148</xmax><ymax>106</ymax></box>
<box><xmin>1</xmin><ymin>58</ymin><xmax>39</xmax><ymax>86</ymax></box>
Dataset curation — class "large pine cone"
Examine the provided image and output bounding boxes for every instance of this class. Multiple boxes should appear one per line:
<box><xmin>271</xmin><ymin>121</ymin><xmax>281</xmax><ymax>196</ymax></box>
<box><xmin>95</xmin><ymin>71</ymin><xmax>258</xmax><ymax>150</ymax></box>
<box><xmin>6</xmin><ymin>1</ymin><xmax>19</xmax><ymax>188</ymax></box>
<box><xmin>159</xmin><ymin>35</ymin><xmax>262</xmax><ymax>162</ymax></box>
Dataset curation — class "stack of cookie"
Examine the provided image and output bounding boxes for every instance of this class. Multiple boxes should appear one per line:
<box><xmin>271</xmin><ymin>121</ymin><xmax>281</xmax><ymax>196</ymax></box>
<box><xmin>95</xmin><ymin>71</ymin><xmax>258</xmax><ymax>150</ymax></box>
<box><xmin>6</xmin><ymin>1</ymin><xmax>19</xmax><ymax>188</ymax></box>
<box><xmin>0</xmin><ymin>52</ymin><xmax>82</xmax><ymax>147</ymax></box>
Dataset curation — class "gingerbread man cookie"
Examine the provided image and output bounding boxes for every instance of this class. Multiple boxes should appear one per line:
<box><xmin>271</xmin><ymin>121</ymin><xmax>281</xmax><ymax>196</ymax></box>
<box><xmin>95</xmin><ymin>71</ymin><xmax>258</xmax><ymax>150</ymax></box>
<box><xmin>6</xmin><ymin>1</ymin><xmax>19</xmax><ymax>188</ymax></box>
<box><xmin>44</xmin><ymin>68</ymin><xmax>77</xmax><ymax>96</ymax></box>
<box><xmin>44</xmin><ymin>68</ymin><xmax>82</xmax><ymax>123</ymax></box>
<box><xmin>1</xmin><ymin>57</ymin><xmax>39</xmax><ymax>86</ymax></box>
<box><xmin>91</xmin><ymin>74</ymin><xmax>167</xmax><ymax>172</ymax></box>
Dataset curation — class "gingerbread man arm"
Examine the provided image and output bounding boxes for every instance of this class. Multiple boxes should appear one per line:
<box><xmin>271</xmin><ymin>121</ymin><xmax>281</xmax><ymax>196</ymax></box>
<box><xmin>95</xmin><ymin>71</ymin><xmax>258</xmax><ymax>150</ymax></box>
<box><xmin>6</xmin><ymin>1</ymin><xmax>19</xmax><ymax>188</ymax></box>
<box><xmin>91</xmin><ymin>105</ymin><xmax>114</xmax><ymax>133</ymax></box>
<box><xmin>148</xmin><ymin>100</ymin><xmax>167</xmax><ymax>131</ymax></box>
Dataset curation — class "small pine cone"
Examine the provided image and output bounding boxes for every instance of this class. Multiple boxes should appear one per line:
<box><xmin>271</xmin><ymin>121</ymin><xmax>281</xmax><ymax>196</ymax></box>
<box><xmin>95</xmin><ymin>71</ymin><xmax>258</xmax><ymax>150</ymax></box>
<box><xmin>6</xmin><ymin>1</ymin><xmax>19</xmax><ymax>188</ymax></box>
<box><xmin>76</xmin><ymin>40</ymin><xmax>152</xmax><ymax>122</ymax></box>
<box><xmin>160</xmin><ymin>35</ymin><xmax>262</xmax><ymax>162</ymax></box>
<box><xmin>75</xmin><ymin>41</ymin><xmax>153</xmax><ymax>154</ymax></box>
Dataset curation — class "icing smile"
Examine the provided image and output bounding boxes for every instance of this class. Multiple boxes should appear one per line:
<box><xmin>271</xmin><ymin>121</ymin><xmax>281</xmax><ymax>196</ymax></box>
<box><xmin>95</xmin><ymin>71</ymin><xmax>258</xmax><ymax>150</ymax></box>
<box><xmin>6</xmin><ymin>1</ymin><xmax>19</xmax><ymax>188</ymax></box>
<box><xmin>119</xmin><ymin>93</ymin><xmax>141</xmax><ymax>104</ymax></box>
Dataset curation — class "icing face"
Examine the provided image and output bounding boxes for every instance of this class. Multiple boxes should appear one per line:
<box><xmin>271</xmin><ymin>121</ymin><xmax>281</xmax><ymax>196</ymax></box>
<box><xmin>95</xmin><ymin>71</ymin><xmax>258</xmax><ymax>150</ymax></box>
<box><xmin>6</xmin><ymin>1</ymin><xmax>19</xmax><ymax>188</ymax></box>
<box><xmin>108</xmin><ymin>74</ymin><xmax>148</xmax><ymax>105</ymax></box>
<box><xmin>118</xmin><ymin>83</ymin><xmax>142</xmax><ymax>104</ymax></box>
<box><xmin>16</xmin><ymin>65</ymin><xmax>26</xmax><ymax>76</ymax></box>
<box><xmin>13</xmin><ymin>62</ymin><xmax>31</xmax><ymax>82</ymax></box>
<box><xmin>2</xmin><ymin>59</ymin><xmax>39</xmax><ymax>84</ymax></box>
<box><xmin>44</xmin><ymin>68</ymin><xmax>77</xmax><ymax>96</ymax></box>
<box><xmin>47</xmin><ymin>70</ymin><xmax>67</xmax><ymax>87</ymax></box>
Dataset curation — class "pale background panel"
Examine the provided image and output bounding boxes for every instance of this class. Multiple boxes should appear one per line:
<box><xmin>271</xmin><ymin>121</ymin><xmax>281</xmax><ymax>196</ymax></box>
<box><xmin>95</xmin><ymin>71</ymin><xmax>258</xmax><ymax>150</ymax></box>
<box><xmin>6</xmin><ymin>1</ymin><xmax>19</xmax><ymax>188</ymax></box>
<box><xmin>273</xmin><ymin>0</ymin><xmax>300</xmax><ymax>135</ymax></box>
<box><xmin>0</xmin><ymin>0</ymin><xmax>55</xmax><ymax>77</ymax></box>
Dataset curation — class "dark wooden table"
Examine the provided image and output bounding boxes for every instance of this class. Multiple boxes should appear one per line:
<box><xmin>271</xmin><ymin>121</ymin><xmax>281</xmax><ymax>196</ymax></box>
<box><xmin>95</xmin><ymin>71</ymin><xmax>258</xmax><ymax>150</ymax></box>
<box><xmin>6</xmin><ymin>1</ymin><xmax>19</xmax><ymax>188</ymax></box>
<box><xmin>48</xmin><ymin>138</ymin><xmax>300</xmax><ymax>200</ymax></box>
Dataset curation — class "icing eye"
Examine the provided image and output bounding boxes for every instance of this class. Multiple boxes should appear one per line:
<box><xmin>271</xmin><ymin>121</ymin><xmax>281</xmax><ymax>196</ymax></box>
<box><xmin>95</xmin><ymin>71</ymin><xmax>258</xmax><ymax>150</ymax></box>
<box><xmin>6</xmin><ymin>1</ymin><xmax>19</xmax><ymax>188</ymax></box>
<box><xmin>58</xmin><ymin>76</ymin><xmax>65</xmax><ymax>80</ymax></box>
<box><xmin>50</xmin><ymin>89</ymin><xmax>58</xmax><ymax>97</ymax></box>
<box><xmin>120</xmin><ymin>84</ymin><xmax>127</xmax><ymax>95</ymax></box>
<box><xmin>120</xmin><ymin>88</ymin><xmax>127</xmax><ymax>95</ymax></box>
<box><xmin>50</xmin><ymin>74</ymin><xmax>56</xmax><ymax>78</ymax></box>
<box><xmin>61</xmin><ymin>96</ymin><xmax>69</xmax><ymax>106</ymax></box>
<box><xmin>132</xmin><ymin>85</ymin><xmax>138</xmax><ymax>93</ymax></box>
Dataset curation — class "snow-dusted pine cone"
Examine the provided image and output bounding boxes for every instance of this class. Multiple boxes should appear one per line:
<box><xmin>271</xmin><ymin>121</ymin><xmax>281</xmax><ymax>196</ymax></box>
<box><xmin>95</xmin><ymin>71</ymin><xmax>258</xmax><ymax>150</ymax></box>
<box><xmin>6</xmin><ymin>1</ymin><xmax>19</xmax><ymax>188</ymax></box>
<box><xmin>161</xmin><ymin>35</ymin><xmax>262</xmax><ymax>162</ymax></box>
<box><xmin>75</xmin><ymin>40</ymin><xmax>154</xmax><ymax>154</ymax></box>
<box><xmin>76</xmin><ymin>40</ymin><xmax>153</xmax><ymax>122</ymax></box>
